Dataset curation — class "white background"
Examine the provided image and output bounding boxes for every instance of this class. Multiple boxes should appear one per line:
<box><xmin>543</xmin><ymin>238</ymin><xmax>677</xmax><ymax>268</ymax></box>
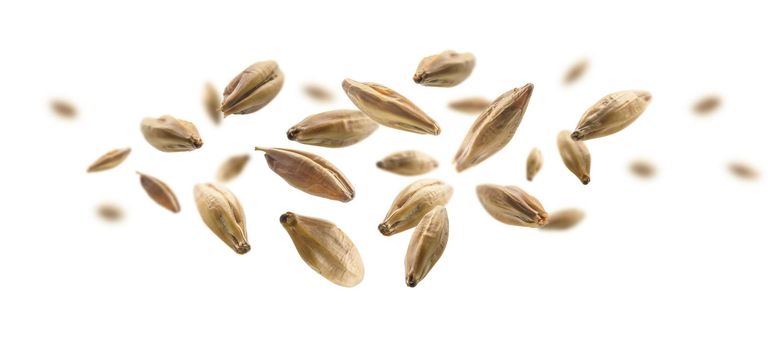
<box><xmin>1</xmin><ymin>1</ymin><xmax>780</xmax><ymax>348</ymax></box>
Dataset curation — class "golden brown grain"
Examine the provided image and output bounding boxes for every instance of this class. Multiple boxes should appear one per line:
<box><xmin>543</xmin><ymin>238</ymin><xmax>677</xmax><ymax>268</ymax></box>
<box><xmin>194</xmin><ymin>183</ymin><xmax>250</xmax><ymax>254</ymax></box>
<box><xmin>476</xmin><ymin>184</ymin><xmax>548</xmax><ymax>228</ymax></box>
<box><xmin>255</xmin><ymin>147</ymin><xmax>355</xmax><ymax>202</ymax></box>
<box><xmin>221</xmin><ymin>60</ymin><xmax>284</xmax><ymax>116</ymax></box>
<box><xmin>571</xmin><ymin>90</ymin><xmax>651</xmax><ymax>141</ymax></box>
<box><xmin>454</xmin><ymin>84</ymin><xmax>534</xmax><ymax>172</ymax></box>
<box><xmin>137</xmin><ymin>172</ymin><xmax>180</xmax><ymax>213</ymax></box>
<box><xmin>405</xmin><ymin>206</ymin><xmax>448</xmax><ymax>287</ymax></box>
<box><xmin>379</xmin><ymin>179</ymin><xmax>453</xmax><ymax>236</ymax></box>
<box><xmin>280</xmin><ymin>212</ymin><xmax>364</xmax><ymax>287</ymax></box>
<box><xmin>342</xmin><ymin>79</ymin><xmax>441</xmax><ymax>135</ymax></box>
<box><xmin>87</xmin><ymin>148</ymin><xmax>131</xmax><ymax>173</ymax></box>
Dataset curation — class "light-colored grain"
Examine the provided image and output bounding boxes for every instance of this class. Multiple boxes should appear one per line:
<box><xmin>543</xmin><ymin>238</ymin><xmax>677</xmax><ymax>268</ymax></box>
<box><xmin>376</xmin><ymin>150</ymin><xmax>438</xmax><ymax>176</ymax></box>
<box><xmin>526</xmin><ymin>148</ymin><xmax>542</xmax><ymax>181</ymax></box>
<box><xmin>728</xmin><ymin>162</ymin><xmax>759</xmax><ymax>180</ymax></box>
<box><xmin>540</xmin><ymin>208</ymin><xmax>584</xmax><ymax>231</ymax></box>
<box><xmin>342</xmin><ymin>79</ymin><xmax>441</xmax><ymax>135</ymax></box>
<box><xmin>453</xmin><ymin>83</ymin><xmax>534</xmax><ymax>172</ymax></box>
<box><xmin>303</xmin><ymin>84</ymin><xmax>334</xmax><ymax>102</ymax></box>
<box><xmin>476</xmin><ymin>184</ymin><xmax>548</xmax><ymax>228</ymax></box>
<box><xmin>140</xmin><ymin>115</ymin><xmax>203</xmax><ymax>152</ymax></box>
<box><xmin>216</xmin><ymin>154</ymin><xmax>250</xmax><ymax>182</ymax></box>
<box><xmin>413</xmin><ymin>50</ymin><xmax>475</xmax><ymax>87</ymax></box>
<box><xmin>280</xmin><ymin>212</ymin><xmax>364</xmax><ymax>287</ymax></box>
<box><xmin>286</xmin><ymin>109</ymin><xmax>378</xmax><ymax>148</ymax></box>
<box><xmin>629</xmin><ymin>159</ymin><xmax>656</xmax><ymax>178</ymax></box>
<box><xmin>405</xmin><ymin>206</ymin><xmax>448</xmax><ymax>287</ymax></box>
<box><xmin>50</xmin><ymin>99</ymin><xmax>77</xmax><ymax>118</ymax></box>
<box><xmin>571</xmin><ymin>90</ymin><xmax>651</xmax><ymax>141</ymax></box>
<box><xmin>557</xmin><ymin>130</ymin><xmax>591</xmax><ymax>185</ymax></box>
<box><xmin>563</xmin><ymin>58</ymin><xmax>589</xmax><ymax>85</ymax></box>
<box><xmin>221</xmin><ymin>60</ymin><xmax>284</xmax><ymax>116</ymax></box>
<box><xmin>448</xmin><ymin>96</ymin><xmax>491</xmax><ymax>114</ymax></box>
<box><xmin>379</xmin><ymin>179</ymin><xmax>453</xmax><ymax>236</ymax></box>
<box><xmin>97</xmin><ymin>203</ymin><xmax>123</xmax><ymax>222</ymax></box>
<box><xmin>194</xmin><ymin>183</ymin><xmax>250</xmax><ymax>254</ymax></box>
<box><xmin>87</xmin><ymin>147</ymin><xmax>131</xmax><ymax>173</ymax></box>
<box><xmin>203</xmin><ymin>82</ymin><xmax>222</xmax><ymax>124</ymax></box>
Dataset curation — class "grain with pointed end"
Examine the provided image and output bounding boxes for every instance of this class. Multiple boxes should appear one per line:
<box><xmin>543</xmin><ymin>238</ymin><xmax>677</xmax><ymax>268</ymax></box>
<box><xmin>379</xmin><ymin>179</ymin><xmax>453</xmax><ymax>236</ymax></box>
<box><xmin>137</xmin><ymin>172</ymin><xmax>180</xmax><ymax>213</ymax></box>
<box><xmin>194</xmin><ymin>183</ymin><xmax>250</xmax><ymax>254</ymax></box>
<box><xmin>221</xmin><ymin>60</ymin><xmax>284</xmax><ymax>116</ymax></box>
<box><xmin>526</xmin><ymin>148</ymin><xmax>542</xmax><ymax>181</ymax></box>
<box><xmin>140</xmin><ymin>115</ymin><xmax>203</xmax><ymax>152</ymax></box>
<box><xmin>50</xmin><ymin>99</ymin><xmax>77</xmax><ymax>118</ymax></box>
<box><xmin>255</xmin><ymin>147</ymin><xmax>354</xmax><ymax>202</ymax></box>
<box><xmin>563</xmin><ymin>58</ymin><xmax>589</xmax><ymax>85</ymax></box>
<box><xmin>453</xmin><ymin>83</ymin><xmax>534</xmax><ymax>172</ymax></box>
<box><xmin>216</xmin><ymin>154</ymin><xmax>250</xmax><ymax>182</ymax></box>
<box><xmin>448</xmin><ymin>96</ymin><xmax>491</xmax><ymax>114</ymax></box>
<box><xmin>413</xmin><ymin>50</ymin><xmax>475</xmax><ymax>87</ymax></box>
<box><xmin>629</xmin><ymin>159</ymin><xmax>656</xmax><ymax>178</ymax></box>
<box><xmin>405</xmin><ymin>206</ymin><xmax>448</xmax><ymax>287</ymax></box>
<box><xmin>87</xmin><ymin>147</ymin><xmax>131</xmax><ymax>173</ymax></box>
<box><xmin>540</xmin><ymin>208</ymin><xmax>584</xmax><ymax>231</ymax></box>
<box><xmin>728</xmin><ymin>162</ymin><xmax>759</xmax><ymax>180</ymax></box>
<box><xmin>342</xmin><ymin>79</ymin><xmax>441</xmax><ymax>135</ymax></box>
<box><xmin>203</xmin><ymin>82</ymin><xmax>222</xmax><ymax>124</ymax></box>
<box><xmin>286</xmin><ymin>109</ymin><xmax>378</xmax><ymax>148</ymax></box>
<box><xmin>693</xmin><ymin>95</ymin><xmax>721</xmax><ymax>115</ymax></box>
<box><xmin>571</xmin><ymin>90</ymin><xmax>651</xmax><ymax>141</ymax></box>
<box><xmin>557</xmin><ymin>131</ymin><xmax>591</xmax><ymax>184</ymax></box>
<box><xmin>280</xmin><ymin>212</ymin><xmax>364</xmax><ymax>287</ymax></box>
<box><xmin>376</xmin><ymin>150</ymin><xmax>438</xmax><ymax>176</ymax></box>
<box><xmin>476</xmin><ymin>184</ymin><xmax>547</xmax><ymax>227</ymax></box>
<box><xmin>303</xmin><ymin>84</ymin><xmax>334</xmax><ymax>102</ymax></box>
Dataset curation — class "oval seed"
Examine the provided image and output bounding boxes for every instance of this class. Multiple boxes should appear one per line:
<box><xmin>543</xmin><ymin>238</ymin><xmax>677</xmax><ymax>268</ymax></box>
<box><xmin>255</xmin><ymin>147</ymin><xmax>355</xmax><ymax>202</ymax></box>
<box><xmin>526</xmin><ymin>147</ymin><xmax>542</xmax><ymax>181</ymax></box>
<box><xmin>87</xmin><ymin>147</ymin><xmax>131</xmax><ymax>173</ymax></box>
<box><xmin>413</xmin><ymin>50</ymin><xmax>476</xmax><ymax>87</ymax></box>
<box><xmin>140</xmin><ymin>115</ymin><xmax>203</xmax><ymax>152</ymax></box>
<box><xmin>476</xmin><ymin>184</ymin><xmax>548</xmax><ymax>228</ymax></box>
<box><xmin>379</xmin><ymin>179</ymin><xmax>453</xmax><ymax>236</ymax></box>
<box><xmin>221</xmin><ymin>60</ymin><xmax>284</xmax><ymax>116</ymax></box>
<box><xmin>376</xmin><ymin>150</ymin><xmax>438</xmax><ymax>176</ymax></box>
<box><xmin>203</xmin><ymin>82</ymin><xmax>222</xmax><ymax>125</ymax></box>
<box><xmin>342</xmin><ymin>78</ymin><xmax>441</xmax><ymax>135</ymax></box>
<box><xmin>303</xmin><ymin>83</ymin><xmax>334</xmax><ymax>102</ymax></box>
<box><xmin>693</xmin><ymin>95</ymin><xmax>721</xmax><ymax>115</ymax></box>
<box><xmin>286</xmin><ymin>109</ymin><xmax>378</xmax><ymax>148</ymax></box>
<box><xmin>540</xmin><ymin>208</ymin><xmax>585</xmax><ymax>231</ymax></box>
<box><xmin>405</xmin><ymin>206</ymin><xmax>449</xmax><ymax>288</ymax></box>
<box><xmin>137</xmin><ymin>172</ymin><xmax>180</xmax><ymax>213</ymax></box>
<box><xmin>96</xmin><ymin>203</ymin><xmax>123</xmax><ymax>222</ymax></box>
<box><xmin>280</xmin><ymin>212</ymin><xmax>364</xmax><ymax>287</ymax></box>
<box><xmin>563</xmin><ymin>58</ymin><xmax>589</xmax><ymax>85</ymax></box>
<box><xmin>453</xmin><ymin>83</ymin><xmax>534</xmax><ymax>172</ymax></box>
<box><xmin>50</xmin><ymin>99</ymin><xmax>77</xmax><ymax>118</ymax></box>
<box><xmin>629</xmin><ymin>159</ymin><xmax>656</xmax><ymax>178</ymax></box>
<box><xmin>216</xmin><ymin>154</ymin><xmax>250</xmax><ymax>182</ymax></box>
<box><xmin>728</xmin><ymin>162</ymin><xmax>759</xmax><ymax>180</ymax></box>
<box><xmin>571</xmin><ymin>90</ymin><xmax>651</xmax><ymax>141</ymax></box>
<box><xmin>448</xmin><ymin>96</ymin><xmax>491</xmax><ymax>114</ymax></box>
<box><xmin>194</xmin><ymin>183</ymin><xmax>250</xmax><ymax>254</ymax></box>
<box><xmin>557</xmin><ymin>130</ymin><xmax>591</xmax><ymax>185</ymax></box>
